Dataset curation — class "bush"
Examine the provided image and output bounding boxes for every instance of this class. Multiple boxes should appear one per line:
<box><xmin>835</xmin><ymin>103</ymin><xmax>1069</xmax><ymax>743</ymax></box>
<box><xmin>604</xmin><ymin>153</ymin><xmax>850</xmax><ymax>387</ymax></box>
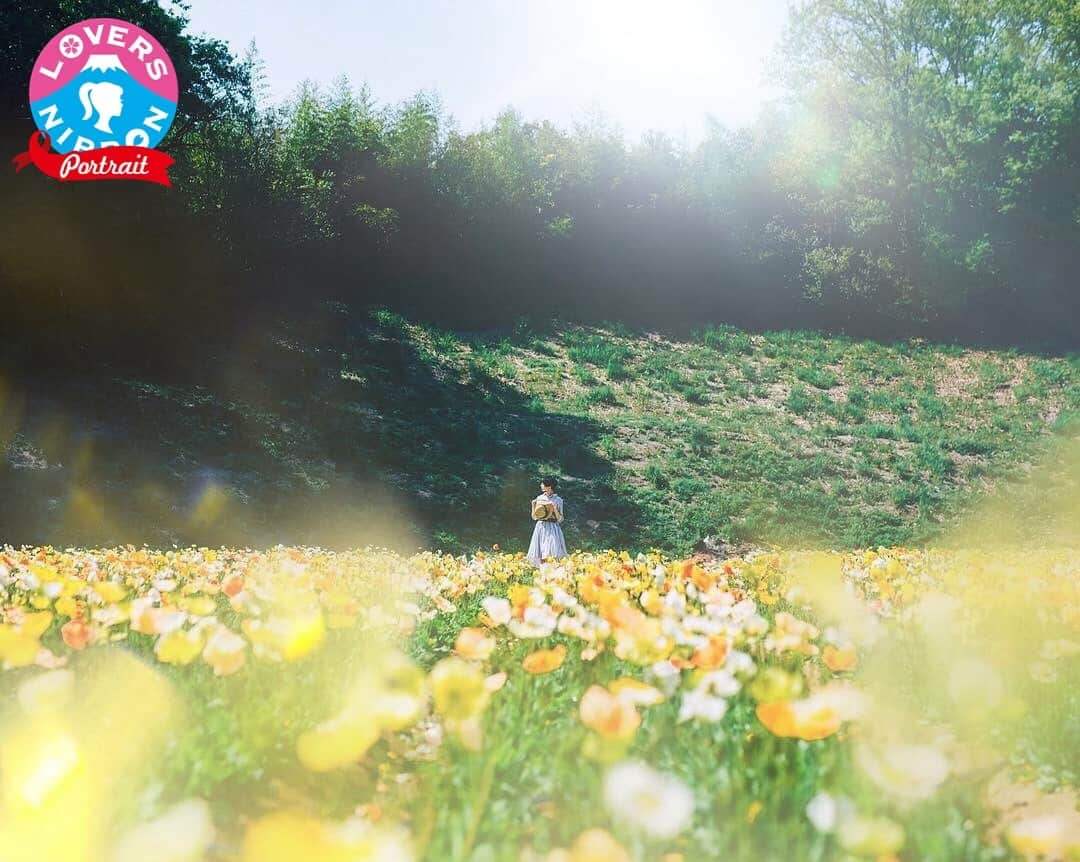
<box><xmin>795</xmin><ymin>366</ymin><xmax>839</xmax><ymax>389</ymax></box>
<box><xmin>785</xmin><ymin>385</ymin><xmax>813</xmax><ymax>414</ymax></box>
<box><xmin>700</xmin><ymin>325</ymin><xmax>752</xmax><ymax>354</ymax></box>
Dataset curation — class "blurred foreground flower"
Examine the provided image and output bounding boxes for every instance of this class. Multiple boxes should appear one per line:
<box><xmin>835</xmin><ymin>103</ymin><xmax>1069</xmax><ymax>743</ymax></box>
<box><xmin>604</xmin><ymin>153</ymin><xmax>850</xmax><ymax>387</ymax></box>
<box><xmin>756</xmin><ymin>684</ymin><xmax>864</xmax><ymax>740</ymax></box>
<box><xmin>454</xmin><ymin>627</ymin><xmax>496</xmax><ymax>661</ymax></box>
<box><xmin>242</xmin><ymin>811</ymin><xmax>412</xmax><ymax>862</ymax></box>
<box><xmin>523</xmin><ymin>644</ymin><xmax>566</xmax><ymax>674</ymax></box>
<box><xmin>855</xmin><ymin>741</ymin><xmax>949</xmax><ymax>804</ymax></box>
<box><xmin>603</xmin><ymin>760</ymin><xmax>694</xmax><ymax>840</ymax></box>
<box><xmin>580</xmin><ymin>685</ymin><xmax>640</xmax><ymax>739</ymax></box>
<box><xmin>430</xmin><ymin>657</ymin><xmax>490</xmax><ymax>721</ymax></box>
<box><xmin>837</xmin><ymin>814</ymin><xmax>905</xmax><ymax>856</ymax></box>
<box><xmin>111</xmin><ymin>799</ymin><xmax>215</xmax><ymax>862</ymax></box>
<box><xmin>545</xmin><ymin>828</ymin><xmax>631</xmax><ymax>862</ymax></box>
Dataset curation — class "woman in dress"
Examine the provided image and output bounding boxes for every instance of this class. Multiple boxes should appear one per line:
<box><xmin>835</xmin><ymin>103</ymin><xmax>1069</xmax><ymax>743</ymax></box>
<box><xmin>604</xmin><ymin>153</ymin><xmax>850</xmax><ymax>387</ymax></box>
<box><xmin>527</xmin><ymin>476</ymin><xmax>567</xmax><ymax>567</ymax></box>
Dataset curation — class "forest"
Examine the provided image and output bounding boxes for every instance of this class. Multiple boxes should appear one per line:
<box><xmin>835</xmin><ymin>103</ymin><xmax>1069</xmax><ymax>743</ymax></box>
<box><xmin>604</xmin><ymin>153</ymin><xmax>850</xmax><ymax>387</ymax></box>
<box><xmin>4</xmin><ymin>0</ymin><xmax>1079</xmax><ymax>379</ymax></box>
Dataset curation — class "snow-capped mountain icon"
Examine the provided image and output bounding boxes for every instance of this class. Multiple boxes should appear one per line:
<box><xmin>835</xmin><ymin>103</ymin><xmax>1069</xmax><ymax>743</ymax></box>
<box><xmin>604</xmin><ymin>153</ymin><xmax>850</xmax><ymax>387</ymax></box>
<box><xmin>81</xmin><ymin>53</ymin><xmax>128</xmax><ymax>74</ymax></box>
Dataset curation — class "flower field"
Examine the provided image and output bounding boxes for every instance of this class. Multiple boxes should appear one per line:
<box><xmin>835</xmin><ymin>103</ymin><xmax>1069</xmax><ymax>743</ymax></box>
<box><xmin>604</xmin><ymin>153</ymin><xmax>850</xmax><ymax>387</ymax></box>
<box><xmin>1</xmin><ymin>545</ymin><xmax>1078</xmax><ymax>861</ymax></box>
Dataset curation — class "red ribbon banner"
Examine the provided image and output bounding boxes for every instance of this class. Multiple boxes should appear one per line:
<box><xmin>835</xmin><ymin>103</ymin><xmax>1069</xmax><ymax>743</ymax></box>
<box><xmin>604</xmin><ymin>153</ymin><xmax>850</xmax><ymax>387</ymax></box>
<box><xmin>12</xmin><ymin>132</ymin><xmax>174</xmax><ymax>187</ymax></box>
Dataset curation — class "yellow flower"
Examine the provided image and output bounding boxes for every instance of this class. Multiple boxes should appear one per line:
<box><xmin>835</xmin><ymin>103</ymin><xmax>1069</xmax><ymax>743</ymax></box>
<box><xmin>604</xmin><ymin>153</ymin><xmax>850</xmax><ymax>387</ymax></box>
<box><xmin>296</xmin><ymin>707</ymin><xmax>380</xmax><ymax>772</ymax></box>
<box><xmin>429</xmin><ymin>657</ymin><xmax>490</xmax><ymax>721</ymax></box>
<box><xmin>155</xmin><ymin>628</ymin><xmax>205</xmax><ymax>666</ymax></box>
<box><xmin>837</xmin><ymin>814</ymin><xmax>904</xmax><ymax>856</ymax></box>
<box><xmin>1006</xmin><ymin>815</ymin><xmax>1066</xmax><ymax>859</ymax></box>
<box><xmin>563</xmin><ymin>828</ymin><xmax>630</xmax><ymax>862</ymax></box>
<box><xmin>54</xmin><ymin>595</ymin><xmax>79</xmax><ymax>618</ymax></box>
<box><xmin>453</xmin><ymin>627</ymin><xmax>496</xmax><ymax>661</ymax></box>
<box><xmin>0</xmin><ymin>625</ymin><xmax>43</xmax><ymax>668</ymax></box>
<box><xmin>240</xmin><ymin>812</ymin><xmax>326</xmax><ymax>862</ymax></box>
<box><xmin>19</xmin><ymin>612</ymin><xmax>54</xmax><ymax>639</ymax></box>
<box><xmin>523</xmin><ymin>644</ymin><xmax>567</xmax><ymax>674</ymax></box>
<box><xmin>242</xmin><ymin>812</ymin><xmax>413</xmax><ymax>862</ymax></box>
<box><xmin>279</xmin><ymin>611</ymin><xmax>326</xmax><ymax>661</ymax></box>
<box><xmin>749</xmin><ymin>667</ymin><xmax>804</xmax><ymax>704</ymax></box>
<box><xmin>92</xmin><ymin>581</ymin><xmax>126</xmax><ymax>603</ymax></box>
<box><xmin>369</xmin><ymin>654</ymin><xmax>427</xmax><ymax>730</ymax></box>
<box><xmin>177</xmin><ymin>595</ymin><xmax>216</xmax><ymax>616</ymax></box>
<box><xmin>242</xmin><ymin>612</ymin><xmax>326</xmax><ymax>662</ymax></box>
<box><xmin>202</xmin><ymin>626</ymin><xmax>247</xmax><ymax>676</ymax></box>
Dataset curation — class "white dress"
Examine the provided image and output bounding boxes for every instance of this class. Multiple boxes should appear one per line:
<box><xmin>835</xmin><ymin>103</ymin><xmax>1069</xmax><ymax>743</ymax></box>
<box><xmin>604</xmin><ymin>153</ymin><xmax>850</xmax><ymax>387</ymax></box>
<box><xmin>527</xmin><ymin>493</ymin><xmax>567</xmax><ymax>566</ymax></box>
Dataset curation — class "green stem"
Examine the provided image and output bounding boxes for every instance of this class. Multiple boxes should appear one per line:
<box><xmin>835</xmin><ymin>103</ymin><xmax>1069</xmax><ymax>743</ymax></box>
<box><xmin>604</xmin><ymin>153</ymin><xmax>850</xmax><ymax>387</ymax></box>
<box><xmin>459</xmin><ymin>754</ymin><xmax>497</xmax><ymax>861</ymax></box>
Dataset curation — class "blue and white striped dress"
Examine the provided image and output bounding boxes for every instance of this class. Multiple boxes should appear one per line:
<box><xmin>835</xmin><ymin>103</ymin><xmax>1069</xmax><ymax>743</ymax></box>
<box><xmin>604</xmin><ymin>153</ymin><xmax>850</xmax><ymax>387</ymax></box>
<box><xmin>527</xmin><ymin>493</ymin><xmax>567</xmax><ymax>566</ymax></box>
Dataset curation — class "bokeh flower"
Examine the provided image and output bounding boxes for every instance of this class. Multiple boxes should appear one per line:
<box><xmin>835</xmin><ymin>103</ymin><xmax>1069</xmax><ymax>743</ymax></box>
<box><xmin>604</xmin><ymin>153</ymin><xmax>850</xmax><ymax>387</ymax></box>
<box><xmin>603</xmin><ymin>760</ymin><xmax>694</xmax><ymax>840</ymax></box>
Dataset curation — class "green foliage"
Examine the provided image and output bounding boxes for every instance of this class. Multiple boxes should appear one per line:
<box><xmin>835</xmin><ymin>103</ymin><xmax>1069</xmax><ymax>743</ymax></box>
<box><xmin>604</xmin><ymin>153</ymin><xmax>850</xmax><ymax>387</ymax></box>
<box><xmin>700</xmin><ymin>325</ymin><xmax>753</xmax><ymax>354</ymax></box>
<box><xmin>785</xmin><ymin>385</ymin><xmax>813</xmax><ymax>415</ymax></box>
<box><xmin>794</xmin><ymin>366</ymin><xmax>838</xmax><ymax>389</ymax></box>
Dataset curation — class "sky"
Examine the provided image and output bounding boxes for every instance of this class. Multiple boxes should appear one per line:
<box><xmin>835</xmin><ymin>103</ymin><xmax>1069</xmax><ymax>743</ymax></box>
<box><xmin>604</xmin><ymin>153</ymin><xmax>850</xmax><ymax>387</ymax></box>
<box><xmin>184</xmin><ymin>0</ymin><xmax>793</xmax><ymax>143</ymax></box>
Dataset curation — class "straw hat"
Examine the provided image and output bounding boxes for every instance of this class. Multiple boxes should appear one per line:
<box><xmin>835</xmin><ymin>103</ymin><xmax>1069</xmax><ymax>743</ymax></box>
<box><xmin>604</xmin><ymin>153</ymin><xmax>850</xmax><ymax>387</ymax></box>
<box><xmin>532</xmin><ymin>499</ymin><xmax>557</xmax><ymax>521</ymax></box>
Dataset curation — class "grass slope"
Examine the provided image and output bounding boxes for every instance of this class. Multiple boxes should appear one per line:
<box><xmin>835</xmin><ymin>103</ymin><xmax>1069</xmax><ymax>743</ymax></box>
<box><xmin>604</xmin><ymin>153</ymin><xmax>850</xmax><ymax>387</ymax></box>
<box><xmin>3</xmin><ymin>306</ymin><xmax>1077</xmax><ymax>552</ymax></box>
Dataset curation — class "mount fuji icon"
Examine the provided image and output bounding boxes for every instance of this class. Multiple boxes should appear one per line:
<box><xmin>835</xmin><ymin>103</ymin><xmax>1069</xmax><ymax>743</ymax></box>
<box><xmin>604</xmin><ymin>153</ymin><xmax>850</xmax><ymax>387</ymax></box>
<box><xmin>81</xmin><ymin>53</ymin><xmax>128</xmax><ymax>74</ymax></box>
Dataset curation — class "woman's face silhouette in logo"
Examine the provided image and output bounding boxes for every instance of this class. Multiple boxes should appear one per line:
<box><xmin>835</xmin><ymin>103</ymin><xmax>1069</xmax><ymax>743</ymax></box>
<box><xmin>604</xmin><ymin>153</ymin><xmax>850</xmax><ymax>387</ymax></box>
<box><xmin>79</xmin><ymin>81</ymin><xmax>124</xmax><ymax>134</ymax></box>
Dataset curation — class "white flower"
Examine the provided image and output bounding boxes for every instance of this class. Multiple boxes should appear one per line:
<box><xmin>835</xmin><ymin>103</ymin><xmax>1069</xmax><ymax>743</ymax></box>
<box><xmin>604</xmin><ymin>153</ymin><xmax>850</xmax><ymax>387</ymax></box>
<box><xmin>699</xmin><ymin>669</ymin><xmax>740</xmax><ymax>697</ymax></box>
<box><xmin>678</xmin><ymin>687</ymin><xmax>728</xmax><ymax>723</ymax></box>
<box><xmin>508</xmin><ymin>605</ymin><xmax>557</xmax><ymax>638</ymax></box>
<box><xmin>480</xmin><ymin>596</ymin><xmax>511</xmax><ymax>626</ymax></box>
<box><xmin>603</xmin><ymin>761</ymin><xmax>694</xmax><ymax>840</ymax></box>
<box><xmin>731</xmin><ymin>599</ymin><xmax>758</xmax><ymax>623</ymax></box>
<box><xmin>724</xmin><ymin>650</ymin><xmax>756</xmax><ymax>676</ymax></box>
<box><xmin>743</xmin><ymin>614</ymin><xmax>768</xmax><ymax>636</ymax></box>
<box><xmin>806</xmin><ymin>792</ymin><xmax>837</xmax><ymax>833</ymax></box>
<box><xmin>855</xmin><ymin>742</ymin><xmax>949</xmax><ymax>804</ymax></box>
<box><xmin>111</xmin><ymin>798</ymin><xmax>215</xmax><ymax>862</ymax></box>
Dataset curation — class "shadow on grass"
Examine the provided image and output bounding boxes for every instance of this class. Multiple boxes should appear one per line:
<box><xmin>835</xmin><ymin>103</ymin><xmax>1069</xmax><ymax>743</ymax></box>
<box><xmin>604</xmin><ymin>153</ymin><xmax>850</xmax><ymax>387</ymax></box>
<box><xmin>0</xmin><ymin>306</ymin><xmax>642</xmax><ymax>553</ymax></box>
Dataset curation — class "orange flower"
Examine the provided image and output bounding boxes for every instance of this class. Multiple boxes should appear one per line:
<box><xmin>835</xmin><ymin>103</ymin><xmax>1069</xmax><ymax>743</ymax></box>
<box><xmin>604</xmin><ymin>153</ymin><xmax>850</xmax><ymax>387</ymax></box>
<box><xmin>691</xmin><ymin>567</ymin><xmax>715</xmax><ymax>592</ymax></box>
<box><xmin>523</xmin><ymin>644</ymin><xmax>566</xmax><ymax>674</ymax></box>
<box><xmin>756</xmin><ymin>685</ymin><xmax>863</xmax><ymax>741</ymax></box>
<box><xmin>580</xmin><ymin>684</ymin><xmax>641</xmax><ymax>738</ymax></box>
<box><xmin>61</xmin><ymin>618</ymin><xmax>92</xmax><ymax>650</ymax></box>
<box><xmin>454</xmin><ymin>627</ymin><xmax>496</xmax><ymax>661</ymax></box>
<box><xmin>691</xmin><ymin>635</ymin><xmax>729</xmax><ymax>669</ymax></box>
<box><xmin>823</xmin><ymin>644</ymin><xmax>857</xmax><ymax>672</ymax></box>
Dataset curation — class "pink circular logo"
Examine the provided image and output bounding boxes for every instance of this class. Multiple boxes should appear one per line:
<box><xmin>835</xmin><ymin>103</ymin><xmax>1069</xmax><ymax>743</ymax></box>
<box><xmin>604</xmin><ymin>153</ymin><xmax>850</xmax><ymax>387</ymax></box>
<box><xmin>28</xmin><ymin>18</ymin><xmax>178</xmax><ymax>154</ymax></box>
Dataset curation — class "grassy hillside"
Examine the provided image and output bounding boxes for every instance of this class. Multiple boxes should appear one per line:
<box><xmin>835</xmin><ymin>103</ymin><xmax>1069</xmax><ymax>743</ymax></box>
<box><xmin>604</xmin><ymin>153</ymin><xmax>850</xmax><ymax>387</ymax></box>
<box><xmin>3</xmin><ymin>306</ymin><xmax>1077</xmax><ymax>552</ymax></box>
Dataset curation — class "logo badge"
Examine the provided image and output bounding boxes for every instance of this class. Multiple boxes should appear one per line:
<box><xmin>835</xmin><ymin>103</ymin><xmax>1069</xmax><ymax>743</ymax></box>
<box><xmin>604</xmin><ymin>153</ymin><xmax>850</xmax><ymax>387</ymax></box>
<box><xmin>13</xmin><ymin>18</ymin><xmax>178</xmax><ymax>186</ymax></box>
<box><xmin>30</xmin><ymin>17</ymin><xmax>178</xmax><ymax>152</ymax></box>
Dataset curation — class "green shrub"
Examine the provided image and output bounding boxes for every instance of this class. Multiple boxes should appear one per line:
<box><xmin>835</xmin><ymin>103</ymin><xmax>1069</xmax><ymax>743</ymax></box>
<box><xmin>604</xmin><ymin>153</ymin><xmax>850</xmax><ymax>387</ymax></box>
<box><xmin>645</xmin><ymin>463</ymin><xmax>668</xmax><ymax>488</ymax></box>
<box><xmin>916</xmin><ymin>442</ymin><xmax>954</xmax><ymax>477</ymax></box>
<box><xmin>605</xmin><ymin>358</ymin><xmax>629</xmax><ymax>380</ymax></box>
<box><xmin>945</xmin><ymin>435</ymin><xmax>994</xmax><ymax>456</ymax></box>
<box><xmin>583</xmin><ymin>385</ymin><xmax>617</xmax><ymax>405</ymax></box>
<box><xmin>795</xmin><ymin>366</ymin><xmax>839</xmax><ymax>389</ymax></box>
<box><xmin>785</xmin><ymin>385</ymin><xmax>812</xmax><ymax>414</ymax></box>
<box><xmin>700</xmin><ymin>324</ymin><xmax>752</xmax><ymax>354</ymax></box>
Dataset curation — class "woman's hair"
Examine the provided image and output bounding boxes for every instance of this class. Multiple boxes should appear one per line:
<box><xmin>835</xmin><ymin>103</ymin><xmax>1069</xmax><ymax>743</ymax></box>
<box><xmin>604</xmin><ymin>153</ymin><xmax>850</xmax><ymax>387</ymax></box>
<box><xmin>540</xmin><ymin>476</ymin><xmax>559</xmax><ymax>490</ymax></box>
